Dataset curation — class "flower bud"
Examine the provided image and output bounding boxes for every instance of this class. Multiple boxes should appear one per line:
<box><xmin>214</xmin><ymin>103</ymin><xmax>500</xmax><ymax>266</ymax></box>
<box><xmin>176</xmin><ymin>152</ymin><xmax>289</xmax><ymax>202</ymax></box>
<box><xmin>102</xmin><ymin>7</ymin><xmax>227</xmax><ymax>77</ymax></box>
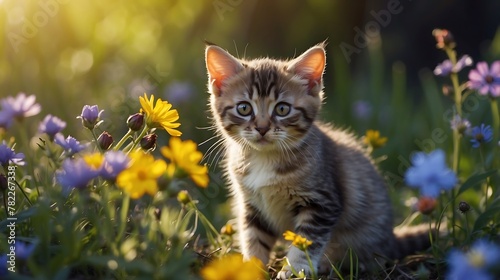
<box><xmin>177</xmin><ymin>190</ymin><xmax>192</xmax><ymax>205</ymax></box>
<box><xmin>432</xmin><ymin>29</ymin><xmax>456</xmax><ymax>50</ymax></box>
<box><xmin>220</xmin><ymin>223</ymin><xmax>236</xmax><ymax>236</ymax></box>
<box><xmin>140</xmin><ymin>133</ymin><xmax>157</xmax><ymax>151</ymax></box>
<box><xmin>78</xmin><ymin>105</ymin><xmax>103</xmax><ymax>130</ymax></box>
<box><xmin>127</xmin><ymin>113</ymin><xmax>144</xmax><ymax>131</ymax></box>
<box><xmin>97</xmin><ymin>131</ymin><xmax>114</xmax><ymax>150</ymax></box>
<box><xmin>458</xmin><ymin>201</ymin><xmax>470</xmax><ymax>214</ymax></box>
<box><xmin>417</xmin><ymin>197</ymin><xmax>437</xmax><ymax>215</ymax></box>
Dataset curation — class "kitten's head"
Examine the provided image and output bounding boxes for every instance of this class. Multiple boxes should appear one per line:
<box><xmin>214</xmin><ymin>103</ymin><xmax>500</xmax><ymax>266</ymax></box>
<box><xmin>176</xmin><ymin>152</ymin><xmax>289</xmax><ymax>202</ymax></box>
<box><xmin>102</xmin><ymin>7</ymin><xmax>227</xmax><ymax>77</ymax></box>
<box><xmin>205</xmin><ymin>43</ymin><xmax>326</xmax><ymax>152</ymax></box>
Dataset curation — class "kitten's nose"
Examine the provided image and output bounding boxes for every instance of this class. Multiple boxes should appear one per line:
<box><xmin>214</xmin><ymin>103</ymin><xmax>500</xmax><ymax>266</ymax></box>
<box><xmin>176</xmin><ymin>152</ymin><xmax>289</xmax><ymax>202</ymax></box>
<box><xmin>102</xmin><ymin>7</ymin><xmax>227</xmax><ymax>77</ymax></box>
<box><xmin>255</xmin><ymin>126</ymin><xmax>270</xmax><ymax>136</ymax></box>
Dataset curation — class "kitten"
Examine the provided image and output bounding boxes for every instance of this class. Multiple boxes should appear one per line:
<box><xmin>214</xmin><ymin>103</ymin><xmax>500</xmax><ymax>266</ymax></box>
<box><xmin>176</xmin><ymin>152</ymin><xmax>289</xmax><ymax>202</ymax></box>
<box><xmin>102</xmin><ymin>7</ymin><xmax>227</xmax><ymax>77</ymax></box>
<box><xmin>204</xmin><ymin>43</ymin><xmax>431</xmax><ymax>278</ymax></box>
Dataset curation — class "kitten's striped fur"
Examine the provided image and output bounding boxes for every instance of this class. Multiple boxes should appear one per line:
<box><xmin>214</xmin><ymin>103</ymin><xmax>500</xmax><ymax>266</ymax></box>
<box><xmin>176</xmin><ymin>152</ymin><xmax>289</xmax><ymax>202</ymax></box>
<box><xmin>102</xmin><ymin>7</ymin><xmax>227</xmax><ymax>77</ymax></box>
<box><xmin>205</xmin><ymin>43</ymin><xmax>432</xmax><ymax>278</ymax></box>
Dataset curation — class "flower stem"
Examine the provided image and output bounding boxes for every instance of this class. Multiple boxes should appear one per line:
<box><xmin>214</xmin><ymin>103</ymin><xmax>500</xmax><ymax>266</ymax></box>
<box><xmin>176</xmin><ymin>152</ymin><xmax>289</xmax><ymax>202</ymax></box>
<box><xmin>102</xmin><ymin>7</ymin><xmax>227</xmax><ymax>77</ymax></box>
<box><xmin>91</xmin><ymin>129</ymin><xmax>103</xmax><ymax>153</ymax></box>
<box><xmin>113</xmin><ymin>129</ymin><xmax>134</xmax><ymax>151</ymax></box>
<box><xmin>126</xmin><ymin>126</ymin><xmax>150</xmax><ymax>153</ymax></box>
<box><xmin>304</xmin><ymin>250</ymin><xmax>317</xmax><ymax>280</ymax></box>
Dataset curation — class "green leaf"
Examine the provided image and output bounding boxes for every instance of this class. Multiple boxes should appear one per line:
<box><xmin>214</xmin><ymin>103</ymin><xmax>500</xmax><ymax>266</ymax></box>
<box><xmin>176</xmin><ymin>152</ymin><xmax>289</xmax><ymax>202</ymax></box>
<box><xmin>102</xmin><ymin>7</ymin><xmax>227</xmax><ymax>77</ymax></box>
<box><xmin>458</xmin><ymin>170</ymin><xmax>497</xmax><ymax>195</ymax></box>
<box><xmin>473</xmin><ymin>197</ymin><xmax>500</xmax><ymax>233</ymax></box>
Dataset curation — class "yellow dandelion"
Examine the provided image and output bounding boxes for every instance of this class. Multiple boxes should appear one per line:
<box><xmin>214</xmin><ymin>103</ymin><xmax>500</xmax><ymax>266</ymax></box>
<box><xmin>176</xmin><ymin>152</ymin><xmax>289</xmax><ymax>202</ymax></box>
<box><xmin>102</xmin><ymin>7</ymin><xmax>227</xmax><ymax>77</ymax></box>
<box><xmin>161</xmin><ymin>137</ymin><xmax>209</xmax><ymax>188</ymax></box>
<box><xmin>363</xmin><ymin>129</ymin><xmax>388</xmax><ymax>149</ymax></box>
<box><xmin>115</xmin><ymin>151</ymin><xmax>167</xmax><ymax>199</ymax></box>
<box><xmin>139</xmin><ymin>93</ymin><xmax>182</xmax><ymax>136</ymax></box>
<box><xmin>83</xmin><ymin>153</ymin><xmax>104</xmax><ymax>170</ymax></box>
<box><xmin>201</xmin><ymin>254</ymin><xmax>265</xmax><ymax>280</ymax></box>
<box><xmin>283</xmin><ymin>230</ymin><xmax>313</xmax><ymax>251</ymax></box>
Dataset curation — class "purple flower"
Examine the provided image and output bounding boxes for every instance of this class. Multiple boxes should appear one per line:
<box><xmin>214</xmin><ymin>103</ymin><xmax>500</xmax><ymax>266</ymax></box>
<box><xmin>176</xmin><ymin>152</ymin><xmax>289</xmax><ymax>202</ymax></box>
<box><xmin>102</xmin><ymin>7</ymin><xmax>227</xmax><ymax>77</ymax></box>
<box><xmin>0</xmin><ymin>92</ymin><xmax>41</xmax><ymax>128</ymax></box>
<box><xmin>468</xmin><ymin>61</ymin><xmax>500</xmax><ymax>97</ymax></box>
<box><xmin>0</xmin><ymin>141</ymin><xmax>25</xmax><ymax>166</ymax></box>
<box><xmin>39</xmin><ymin>115</ymin><xmax>66</xmax><ymax>139</ymax></box>
<box><xmin>0</xmin><ymin>241</ymin><xmax>35</xmax><ymax>276</ymax></box>
<box><xmin>54</xmin><ymin>134</ymin><xmax>87</xmax><ymax>156</ymax></box>
<box><xmin>100</xmin><ymin>151</ymin><xmax>130</xmax><ymax>181</ymax></box>
<box><xmin>434</xmin><ymin>55</ymin><xmax>473</xmax><ymax>77</ymax></box>
<box><xmin>447</xmin><ymin>239</ymin><xmax>500</xmax><ymax>280</ymax></box>
<box><xmin>469</xmin><ymin>124</ymin><xmax>493</xmax><ymax>148</ymax></box>
<box><xmin>56</xmin><ymin>158</ymin><xmax>100</xmax><ymax>193</ymax></box>
<box><xmin>78</xmin><ymin>105</ymin><xmax>103</xmax><ymax>129</ymax></box>
<box><xmin>404</xmin><ymin>149</ymin><xmax>457</xmax><ymax>198</ymax></box>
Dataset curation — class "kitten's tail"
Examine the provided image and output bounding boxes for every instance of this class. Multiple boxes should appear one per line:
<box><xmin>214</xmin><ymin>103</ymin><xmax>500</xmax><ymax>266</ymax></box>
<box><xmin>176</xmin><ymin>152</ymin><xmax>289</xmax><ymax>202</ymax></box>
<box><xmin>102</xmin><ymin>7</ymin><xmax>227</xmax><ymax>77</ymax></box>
<box><xmin>392</xmin><ymin>224</ymin><xmax>443</xmax><ymax>259</ymax></box>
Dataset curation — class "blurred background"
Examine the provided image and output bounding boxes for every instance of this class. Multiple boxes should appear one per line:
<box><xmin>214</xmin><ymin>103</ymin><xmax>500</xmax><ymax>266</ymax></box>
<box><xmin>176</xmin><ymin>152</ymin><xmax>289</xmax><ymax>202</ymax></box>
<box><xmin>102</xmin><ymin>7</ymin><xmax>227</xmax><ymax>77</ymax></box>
<box><xmin>1</xmin><ymin>0</ymin><xmax>500</xmax><ymax>221</ymax></box>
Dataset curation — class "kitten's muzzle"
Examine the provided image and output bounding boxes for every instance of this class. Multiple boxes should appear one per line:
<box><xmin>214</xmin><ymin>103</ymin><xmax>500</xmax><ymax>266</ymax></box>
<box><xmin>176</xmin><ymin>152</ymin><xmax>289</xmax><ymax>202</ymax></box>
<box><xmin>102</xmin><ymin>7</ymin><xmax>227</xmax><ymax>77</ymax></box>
<box><xmin>255</xmin><ymin>126</ymin><xmax>270</xmax><ymax>136</ymax></box>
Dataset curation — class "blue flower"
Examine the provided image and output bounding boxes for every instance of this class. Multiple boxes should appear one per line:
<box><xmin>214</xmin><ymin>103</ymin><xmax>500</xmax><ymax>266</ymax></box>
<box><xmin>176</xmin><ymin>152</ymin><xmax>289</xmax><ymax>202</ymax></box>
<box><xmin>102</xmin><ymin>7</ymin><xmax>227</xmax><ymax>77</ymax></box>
<box><xmin>56</xmin><ymin>158</ymin><xmax>100</xmax><ymax>193</ymax></box>
<box><xmin>54</xmin><ymin>134</ymin><xmax>87</xmax><ymax>156</ymax></box>
<box><xmin>38</xmin><ymin>114</ymin><xmax>66</xmax><ymax>139</ymax></box>
<box><xmin>447</xmin><ymin>239</ymin><xmax>500</xmax><ymax>280</ymax></box>
<box><xmin>469</xmin><ymin>124</ymin><xmax>493</xmax><ymax>148</ymax></box>
<box><xmin>100</xmin><ymin>151</ymin><xmax>130</xmax><ymax>181</ymax></box>
<box><xmin>468</xmin><ymin>61</ymin><xmax>500</xmax><ymax>98</ymax></box>
<box><xmin>0</xmin><ymin>141</ymin><xmax>25</xmax><ymax>166</ymax></box>
<box><xmin>404</xmin><ymin>149</ymin><xmax>457</xmax><ymax>198</ymax></box>
<box><xmin>78</xmin><ymin>105</ymin><xmax>103</xmax><ymax>129</ymax></box>
<box><xmin>434</xmin><ymin>55</ymin><xmax>473</xmax><ymax>76</ymax></box>
<box><xmin>0</xmin><ymin>93</ymin><xmax>41</xmax><ymax>128</ymax></box>
<box><xmin>0</xmin><ymin>241</ymin><xmax>35</xmax><ymax>276</ymax></box>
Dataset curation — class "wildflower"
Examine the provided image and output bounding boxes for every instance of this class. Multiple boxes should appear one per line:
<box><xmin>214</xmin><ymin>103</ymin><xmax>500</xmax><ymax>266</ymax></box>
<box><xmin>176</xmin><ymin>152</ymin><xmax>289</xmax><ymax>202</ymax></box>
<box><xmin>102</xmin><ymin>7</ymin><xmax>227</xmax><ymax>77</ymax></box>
<box><xmin>161</xmin><ymin>137</ymin><xmax>209</xmax><ymax>188</ymax></box>
<box><xmin>0</xmin><ymin>141</ymin><xmax>25</xmax><ymax>166</ymax></box>
<box><xmin>417</xmin><ymin>197</ymin><xmax>437</xmax><ymax>215</ymax></box>
<box><xmin>363</xmin><ymin>130</ymin><xmax>388</xmax><ymax>149</ymax></box>
<box><xmin>469</xmin><ymin>124</ymin><xmax>493</xmax><ymax>148</ymax></box>
<box><xmin>201</xmin><ymin>254</ymin><xmax>265</xmax><ymax>280</ymax></box>
<box><xmin>432</xmin><ymin>29</ymin><xmax>455</xmax><ymax>49</ymax></box>
<box><xmin>56</xmin><ymin>158</ymin><xmax>100</xmax><ymax>193</ymax></box>
<box><xmin>140</xmin><ymin>133</ymin><xmax>157</xmax><ymax>151</ymax></box>
<box><xmin>458</xmin><ymin>201</ymin><xmax>471</xmax><ymax>214</ymax></box>
<box><xmin>447</xmin><ymin>239</ymin><xmax>500</xmax><ymax>280</ymax></box>
<box><xmin>283</xmin><ymin>230</ymin><xmax>313</xmax><ymax>251</ymax></box>
<box><xmin>0</xmin><ymin>92</ymin><xmax>41</xmax><ymax>128</ymax></box>
<box><xmin>139</xmin><ymin>93</ymin><xmax>181</xmax><ymax>136</ymax></box>
<box><xmin>115</xmin><ymin>151</ymin><xmax>167</xmax><ymax>199</ymax></box>
<box><xmin>100</xmin><ymin>151</ymin><xmax>130</xmax><ymax>181</ymax></box>
<box><xmin>434</xmin><ymin>55</ymin><xmax>473</xmax><ymax>76</ymax></box>
<box><xmin>78</xmin><ymin>105</ymin><xmax>103</xmax><ymax>129</ymax></box>
<box><xmin>404</xmin><ymin>149</ymin><xmax>457</xmax><ymax>198</ymax></box>
<box><xmin>54</xmin><ymin>134</ymin><xmax>87</xmax><ymax>156</ymax></box>
<box><xmin>83</xmin><ymin>153</ymin><xmax>104</xmax><ymax>170</ymax></box>
<box><xmin>97</xmin><ymin>131</ymin><xmax>114</xmax><ymax>150</ymax></box>
<box><xmin>450</xmin><ymin>115</ymin><xmax>471</xmax><ymax>135</ymax></box>
<box><xmin>468</xmin><ymin>61</ymin><xmax>500</xmax><ymax>98</ymax></box>
<box><xmin>38</xmin><ymin>114</ymin><xmax>66</xmax><ymax>139</ymax></box>
<box><xmin>127</xmin><ymin>113</ymin><xmax>144</xmax><ymax>131</ymax></box>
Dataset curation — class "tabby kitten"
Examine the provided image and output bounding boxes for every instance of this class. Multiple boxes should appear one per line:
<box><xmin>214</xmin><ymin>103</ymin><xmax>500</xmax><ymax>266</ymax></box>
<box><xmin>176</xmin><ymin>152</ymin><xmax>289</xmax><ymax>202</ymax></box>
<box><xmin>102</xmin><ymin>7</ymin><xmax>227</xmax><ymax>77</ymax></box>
<box><xmin>205</xmin><ymin>43</ymin><xmax>430</xmax><ymax>278</ymax></box>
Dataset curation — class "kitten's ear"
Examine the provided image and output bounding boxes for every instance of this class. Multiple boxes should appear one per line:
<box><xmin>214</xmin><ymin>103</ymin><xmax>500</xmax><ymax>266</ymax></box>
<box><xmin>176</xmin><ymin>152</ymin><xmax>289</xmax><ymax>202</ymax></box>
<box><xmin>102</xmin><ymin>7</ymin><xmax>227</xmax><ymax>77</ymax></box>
<box><xmin>205</xmin><ymin>45</ymin><xmax>244</xmax><ymax>94</ymax></box>
<box><xmin>287</xmin><ymin>45</ymin><xmax>326</xmax><ymax>90</ymax></box>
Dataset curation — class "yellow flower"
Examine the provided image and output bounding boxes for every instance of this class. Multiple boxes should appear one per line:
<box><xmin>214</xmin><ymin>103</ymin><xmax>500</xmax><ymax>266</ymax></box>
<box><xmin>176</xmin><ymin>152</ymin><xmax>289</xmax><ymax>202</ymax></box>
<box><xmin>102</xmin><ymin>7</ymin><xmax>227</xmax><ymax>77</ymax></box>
<box><xmin>161</xmin><ymin>137</ymin><xmax>209</xmax><ymax>188</ymax></box>
<box><xmin>283</xmin><ymin>230</ymin><xmax>313</xmax><ymax>251</ymax></box>
<box><xmin>220</xmin><ymin>222</ymin><xmax>236</xmax><ymax>236</ymax></box>
<box><xmin>83</xmin><ymin>153</ymin><xmax>104</xmax><ymax>170</ymax></box>
<box><xmin>177</xmin><ymin>190</ymin><xmax>192</xmax><ymax>205</ymax></box>
<box><xmin>201</xmin><ymin>254</ymin><xmax>265</xmax><ymax>280</ymax></box>
<box><xmin>116</xmin><ymin>151</ymin><xmax>167</xmax><ymax>199</ymax></box>
<box><xmin>139</xmin><ymin>93</ymin><xmax>182</xmax><ymax>136</ymax></box>
<box><xmin>363</xmin><ymin>129</ymin><xmax>388</xmax><ymax>149</ymax></box>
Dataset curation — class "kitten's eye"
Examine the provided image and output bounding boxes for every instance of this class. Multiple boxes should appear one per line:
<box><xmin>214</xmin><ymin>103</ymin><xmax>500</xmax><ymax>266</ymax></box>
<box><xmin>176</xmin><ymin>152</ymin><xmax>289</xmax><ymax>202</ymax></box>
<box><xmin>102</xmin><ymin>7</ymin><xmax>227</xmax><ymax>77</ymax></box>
<box><xmin>274</xmin><ymin>102</ymin><xmax>291</xmax><ymax>116</ymax></box>
<box><xmin>236</xmin><ymin>102</ymin><xmax>253</xmax><ymax>116</ymax></box>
